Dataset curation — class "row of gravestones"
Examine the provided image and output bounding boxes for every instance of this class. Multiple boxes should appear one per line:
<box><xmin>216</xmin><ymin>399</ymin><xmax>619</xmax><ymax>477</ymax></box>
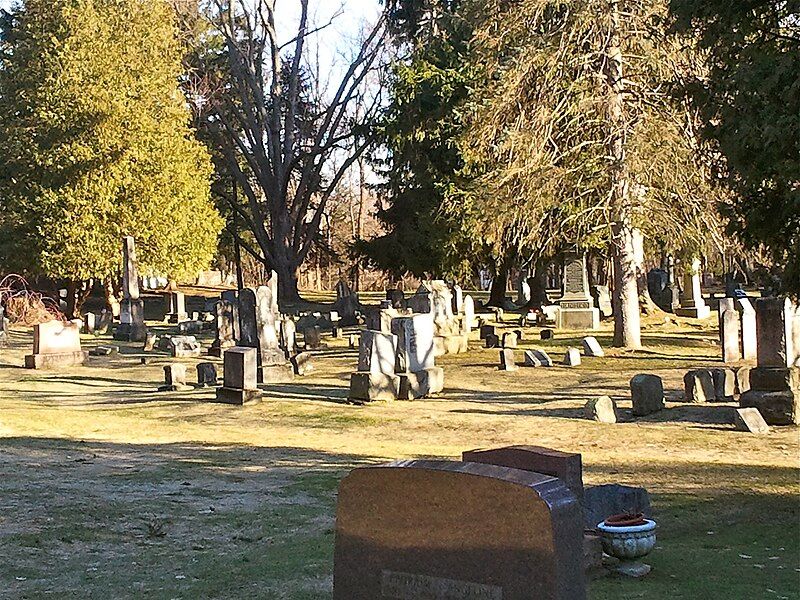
<box><xmin>333</xmin><ymin>444</ymin><xmax>653</xmax><ymax>598</ymax></box>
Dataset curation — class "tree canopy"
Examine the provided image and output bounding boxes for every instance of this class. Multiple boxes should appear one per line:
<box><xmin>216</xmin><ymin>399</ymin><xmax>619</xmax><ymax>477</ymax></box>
<box><xmin>0</xmin><ymin>0</ymin><xmax>222</xmax><ymax>283</ymax></box>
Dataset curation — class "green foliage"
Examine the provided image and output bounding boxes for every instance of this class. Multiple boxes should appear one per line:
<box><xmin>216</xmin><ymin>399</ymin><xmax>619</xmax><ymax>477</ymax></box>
<box><xmin>359</xmin><ymin>0</ymin><xmax>487</xmax><ymax>279</ymax></box>
<box><xmin>460</xmin><ymin>0</ymin><xmax>728</xmax><ymax>262</ymax></box>
<box><xmin>670</xmin><ymin>0</ymin><xmax>800</xmax><ymax>292</ymax></box>
<box><xmin>0</xmin><ymin>0</ymin><xmax>223</xmax><ymax>282</ymax></box>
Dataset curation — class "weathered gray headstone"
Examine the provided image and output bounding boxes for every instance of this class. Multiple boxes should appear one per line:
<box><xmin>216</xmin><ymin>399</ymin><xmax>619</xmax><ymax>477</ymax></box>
<box><xmin>479</xmin><ymin>324</ymin><xmax>495</xmax><ymax>340</ymax></box>
<box><xmin>463</xmin><ymin>295</ymin><xmax>476</xmax><ymax>333</ymax></box>
<box><xmin>334</xmin><ymin>460</ymin><xmax>586</xmax><ymax>600</ymax></box>
<box><xmin>499</xmin><ymin>348</ymin><xmax>518</xmax><ymax>371</ymax></box>
<box><xmin>585</xmin><ymin>396</ymin><xmax>617</xmax><ymax>423</ymax></box>
<box><xmin>684</xmin><ymin>369</ymin><xmax>716</xmax><ymax>403</ymax></box>
<box><xmin>755</xmin><ymin>297</ymin><xmax>799</xmax><ymax>368</ymax></box>
<box><xmin>25</xmin><ymin>319</ymin><xmax>88</xmax><ymax>369</ymax></box>
<box><xmin>168</xmin><ymin>335</ymin><xmax>202</xmax><ymax>358</ymax></box>
<box><xmin>502</xmin><ymin>331</ymin><xmax>518</xmax><ymax>349</ymax></box>
<box><xmin>159</xmin><ymin>363</ymin><xmax>190</xmax><ymax>392</ymax></box>
<box><xmin>583</xmin><ymin>484</ymin><xmax>652</xmax><ymax>530</ymax></box>
<box><xmin>392</xmin><ymin>314</ymin><xmax>436</xmax><ymax>373</ymax></box>
<box><xmin>541</xmin><ymin>329</ymin><xmax>554</xmax><ymax>340</ymax></box>
<box><xmin>165</xmin><ymin>291</ymin><xmax>188</xmax><ymax>324</ymax></box>
<box><xmin>524</xmin><ymin>348</ymin><xmax>553</xmax><ymax>367</ymax></box>
<box><xmin>710</xmin><ymin>367</ymin><xmax>736</xmax><ymax>402</ymax></box>
<box><xmin>196</xmin><ymin>362</ymin><xmax>218</xmax><ymax>387</ymax></box>
<box><xmin>738</xmin><ymin>298</ymin><xmax>757</xmax><ymax>361</ymax></box>
<box><xmin>304</xmin><ymin>325</ymin><xmax>323</xmax><ymax>350</ymax></box>
<box><xmin>349</xmin><ymin>331</ymin><xmax>400</xmax><ymax>402</ymax></box>
<box><xmin>630</xmin><ymin>374</ymin><xmax>665</xmax><ymax>416</ymax></box>
<box><xmin>581</xmin><ymin>336</ymin><xmax>604</xmax><ymax>357</ymax></box>
<box><xmin>210</xmin><ymin>299</ymin><xmax>237</xmax><ymax>357</ymax></box>
<box><xmin>733</xmin><ymin>407</ymin><xmax>770</xmax><ymax>434</ymax></box>
<box><xmin>214</xmin><ymin>346</ymin><xmax>261</xmax><ymax>404</ymax></box>
<box><xmin>719</xmin><ymin>298</ymin><xmax>741</xmax><ymax>363</ymax></box>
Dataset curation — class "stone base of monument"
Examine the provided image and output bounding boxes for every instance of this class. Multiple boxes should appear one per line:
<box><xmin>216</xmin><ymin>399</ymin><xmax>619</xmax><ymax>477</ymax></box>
<box><xmin>213</xmin><ymin>387</ymin><xmax>262</xmax><ymax>405</ymax></box>
<box><xmin>24</xmin><ymin>350</ymin><xmax>88</xmax><ymax>370</ymax></box>
<box><xmin>557</xmin><ymin>308</ymin><xmax>600</xmax><ymax>330</ymax></box>
<box><xmin>113</xmin><ymin>323</ymin><xmax>149</xmax><ymax>342</ymax></box>
<box><xmin>398</xmin><ymin>367</ymin><xmax>444</xmax><ymax>400</ymax></box>
<box><xmin>674</xmin><ymin>305</ymin><xmax>711</xmax><ymax>319</ymax></box>
<box><xmin>166</xmin><ymin>312</ymin><xmax>188</xmax><ymax>324</ymax></box>
<box><xmin>348</xmin><ymin>371</ymin><xmax>400</xmax><ymax>402</ymax></box>
<box><xmin>259</xmin><ymin>363</ymin><xmax>295</xmax><ymax>383</ymax></box>
<box><xmin>433</xmin><ymin>334</ymin><xmax>468</xmax><ymax>356</ymax></box>
<box><xmin>739</xmin><ymin>366</ymin><xmax>799</xmax><ymax>425</ymax></box>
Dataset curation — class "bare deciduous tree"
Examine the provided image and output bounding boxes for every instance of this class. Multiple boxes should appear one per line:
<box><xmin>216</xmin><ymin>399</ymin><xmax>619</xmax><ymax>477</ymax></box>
<box><xmin>196</xmin><ymin>0</ymin><xmax>387</xmax><ymax>302</ymax></box>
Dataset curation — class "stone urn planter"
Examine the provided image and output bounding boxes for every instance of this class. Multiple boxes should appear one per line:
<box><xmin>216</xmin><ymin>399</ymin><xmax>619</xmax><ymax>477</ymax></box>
<box><xmin>596</xmin><ymin>513</ymin><xmax>657</xmax><ymax>577</ymax></box>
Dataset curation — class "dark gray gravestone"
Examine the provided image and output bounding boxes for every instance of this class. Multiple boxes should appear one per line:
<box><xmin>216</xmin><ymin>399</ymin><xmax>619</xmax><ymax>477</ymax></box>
<box><xmin>334</xmin><ymin>460</ymin><xmax>585</xmax><ymax>600</ymax></box>
<box><xmin>583</xmin><ymin>484</ymin><xmax>652</xmax><ymax>530</ymax></box>
<box><xmin>237</xmin><ymin>288</ymin><xmax>259</xmax><ymax>349</ymax></box>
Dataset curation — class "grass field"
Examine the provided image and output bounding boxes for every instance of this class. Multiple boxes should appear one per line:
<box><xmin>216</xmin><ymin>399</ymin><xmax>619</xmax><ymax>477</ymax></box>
<box><xmin>0</xmin><ymin>299</ymin><xmax>797</xmax><ymax>599</ymax></box>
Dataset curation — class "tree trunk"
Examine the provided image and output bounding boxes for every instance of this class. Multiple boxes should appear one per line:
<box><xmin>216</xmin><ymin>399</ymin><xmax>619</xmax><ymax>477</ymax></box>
<box><xmin>528</xmin><ymin>259</ymin><xmax>550</xmax><ymax>309</ymax></box>
<box><xmin>65</xmin><ymin>279</ymin><xmax>78</xmax><ymax>320</ymax></box>
<box><xmin>487</xmin><ymin>257</ymin><xmax>511</xmax><ymax>307</ymax></box>
<box><xmin>274</xmin><ymin>259</ymin><xmax>301</xmax><ymax>306</ymax></box>
<box><xmin>608</xmin><ymin>0</ymin><xmax>642</xmax><ymax>349</ymax></box>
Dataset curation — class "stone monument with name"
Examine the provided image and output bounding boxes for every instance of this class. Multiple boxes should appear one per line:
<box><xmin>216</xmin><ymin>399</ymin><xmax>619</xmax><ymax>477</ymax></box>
<box><xmin>114</xmin><ymin>236</ymin><xmax>148</xmax><ymax>341</ymax></box>
<box><xmin>164</xmin><ymin>291</ymin><xmax>188</xmax><ymax>324</ymax></box>
<box><xmin>25</xmin><ymin>319</ymin><xmax>88</xmax><ymax>369</ymax></box>
<box><xmin>556</xmin><ymin>253</ymin><xmax>599</xmax><ymax>330</ymax></box>
<box><xmin>334</xmin><ymin>459</ymin><xmax>585</xmax><ymax>599</ymax></box>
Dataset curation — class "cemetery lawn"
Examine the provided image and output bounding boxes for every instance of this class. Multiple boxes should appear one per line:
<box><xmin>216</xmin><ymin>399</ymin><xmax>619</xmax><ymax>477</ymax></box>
<box><xmin>0</xmin><ymin>312</ymin><xmax>798</xmax><ymax>599</ymax></box>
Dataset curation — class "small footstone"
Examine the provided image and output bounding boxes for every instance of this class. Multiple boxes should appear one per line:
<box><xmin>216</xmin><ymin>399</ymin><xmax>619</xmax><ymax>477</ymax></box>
<box><xmin>90</xmin><ymin>345</ymin><xmax>119</xmax><ymax>356</ymax></box>
<box><xmin>733</xmin><ymin>407</ymin><xmax>770</xmax><ymax>434</ymax></box>
<box><xmin>541</xmin><ymin>329</ymin><xmax>554</xmax><ymax>340</ymax></box>
<box><xmin>582</xmin><ymin>336</ymin><xmax>604</xmax><ymax>357</ymax></box>
<box><xmin>630</xmin><ymin>374</ymin><xmax>664</xmax><ymax>416</ymax></box>
<box><xmin>563</xmin><ymin>347</ymin><xmax>581</xmax><ymax>367</ymax></box>
<box><xmin>584</xmin><ymin>396</ymin><xmax>617</xmax><ymax>423</ymax></box>
<box><xmin>499</xmin><ymin>348</ymin><xmax>517</xmax><ymax>371</ymax></box>
<box><xmin>524</xmin><ymin>348</ymin><xmax>553</xmax><ymax>367</ymax></box>
<box><xmin>291</xmin><ymin>351</ymin><xmax>314</xmax><ymax>376</ymax></box>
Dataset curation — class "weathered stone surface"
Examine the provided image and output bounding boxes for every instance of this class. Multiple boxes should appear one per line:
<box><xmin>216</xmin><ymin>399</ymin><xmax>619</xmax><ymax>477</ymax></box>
<box><xmin>755</xmin><ymin>297</ymin><xmax>799</xmax><ymax>368</ymax></box>
<box><xmin>747</xmin><ymin>366</ymin><xmax>800</xmax><ymax>391</ymax></box>
<box><xmin>142</xmin><ymin>332</ymin><xmax>157</xmax><ymax>352</ymax></box>
<box><xmin>591</xmin><ymin>286</ymin><xmax>613</xmax><ymax>319</ymax></box>
<box><xmin>169</xmin><ymin>335</ymin><xmax>202</xmax><ymax>358</ymax></box>
<box><xmin>164</xmin><ymin>291</ymin><xmax>188</xmax><ymax>323</ymax></box>
<box><xmin>25</xmin><ymin>320</ymin><xmax>88</xmax><ymax>369</ymax></box>
<box><xmin>738</xmin><ymin>298</ymin><xmax>757</xmax><ymax>361</ymax></box>
<box><xmin>630</xmin><ymin>374</ymin><xmax>665</xmax><ymax>416</ymax></box>
<box><xmin>438</xmin><ymin>334</ymin><xmax>468</xmax><ymax>354</ymax></box>
<box><xmin>524</xmin><ymin>349</ymin><xmax>553</xmax><ymax>367</ymax></box>
<box><xmin>222</xmin><ymin>346</ymin><xmax>258</xmax><ymax>390</ymax></box>
<box><xmin>82</xmin><ymin>313</ymin><xmax>96</xmax><ymax>334</ymax></box>
<box><xmin>541</xmin><ymin>329</ymin><xmax>554</xmax><ymax>340</ymax></box>
<box><xmin>501</xmin><ymin>331</ymin><xmax>518</xmax><ymax>348</ymax></box>
<box><xmin>557</xmin><ymin>253</ymin><xmax>599</xmax><ymax>330</ymax></box>
<box><xmin>303</xmin><ymin>325</ymin><xmax>323</xmax><ymax>350</ymax></box>
<box><xmin>89</xmin><ymin>345</ymin><xmax>119</xmax><ymax>356</ymax></box>
<box><xmin>675</xmin><ymin>258</ymin><xmax>711</xmax><ymax>319</ymax></box>
<box><xmin>710</xmin><ymin>368</ymin><xmax>736</xmax><ymax>402</ymax></box>
<box><xmin>485</xmin><ymin>333</ymin><xmax>500</xmax><ymax>348</ymax></box>
<box><xmin>210</xmin><ymin>299</ymin><xmax>237</xmax><ymax>357</ymax></box>
<box><xmin>386</xmin><ymin>289</ymin><xmax>405</xmax><ymax>309</ymax></box>
<box><xmin>358</xmin><ymin>330</ymin><xmax>397</xmax><ymax>375</ymax></box>
<box><xmin>334</xmin><ymin>460</ymin><xmax>586</xmax><ymax>600</ymax></box>
<box><xmin>114</xmin><ymin>237</ymin><xmax>148</xmax><ymax>342</ymax></box>
<box><xmin>463</xmin><ymin>295</ymin><xmax>477</xmax><ymax>332</ymax></box>
<box><xmin>733</xmin><ymin>407</ymin><xmax>770</xmax><ymax>434</ymax></box>
<box><xmin>581</xmin><ymin>336</ymin><xmax>604</xmax><ymax>357</ymax></box>
<box><xmin>563</xmin><ymin>347</ymin><xmax>581</xmax><ymax>367</ymax></box>
<box><xmin>392</xmin><ymin>314</ymin><xmax>436</xmax><ymax>373</ymax></box>
<box><xmin>348</xmin><ymin>371</ymin><xmax>400</xmax><ymax>402</ymax></box>
<box><xmin>739</xmin><ymin>389</ymin><xmax>800</xmax><ymax>425</ymax></box>
<box><xmin>684</xmin><ymin>369</ymin><xmax>716</xmax><ymax>403</ymax></box>
<box><xmin>196</xmin><ymin>362</ymin><xmax>218</xmax><ymax>387</ymax></box>
<box><xmin>479</xmin><ymin>324</ymin><xmax>495</xmax><ymax>340</ymax></box>
<box><xmin>584</xmin><ymin>396</ymin><xmax>617</xmax><ymax>423</ymax></box>
<box><xmin>499</xmin><ymin>348</ymin><xmax>518</xmax><ymax>371</ymax></box>
<box><xmin>583</xmin><ymin>484</ymin><xmax>652</xmax><ymax>530</ymax></box>
<box><xmin>719</xmin><ymin>298</ymin><xmax>742</xmax><ymax>363</ymax></box>
<box><xmin>463</xmin><ymin>445</ymin><xmax>584</xmax><ymax>504</ymax></box>
<box><xmin>398</xmin><ymin>367</ymin><xmax>444</xmax><ymax>400</ymax></box>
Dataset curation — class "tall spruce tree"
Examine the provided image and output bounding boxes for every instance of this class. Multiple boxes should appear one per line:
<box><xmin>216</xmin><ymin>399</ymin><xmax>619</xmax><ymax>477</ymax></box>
<box><xmin>0</xmin><ymin>0</ymin><xmax>222</xmax><ymax>313</ymax></box>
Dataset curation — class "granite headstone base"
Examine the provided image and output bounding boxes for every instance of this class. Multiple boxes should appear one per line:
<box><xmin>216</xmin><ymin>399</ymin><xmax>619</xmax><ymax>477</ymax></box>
<box><xmin>24</xmin><ymin>350</ymin><xmax>88</xmax><ymax>369</ymax></box>
<box><xmin>349</xmin><ymin>372</ymin><xmax>400</xmax><ymax>402</ymax></box>
<box><xmin>113</xmin><ymin>322</ymin><xmax>149</xmax><ymax>342</ymax></box>
<box><xmin>213</xmin><ymin>387</ymin><xmax>262</xmax><ymax>405</ymax></box>
<box><xmin>556</xmin><ymin>308</ymin><xmax>600</xmax><ymax>330</ymax></box>
<box><xmin>397</xmin><ymin>367</ymin><xmax>444</xmax><ymax>400</ymax></box>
